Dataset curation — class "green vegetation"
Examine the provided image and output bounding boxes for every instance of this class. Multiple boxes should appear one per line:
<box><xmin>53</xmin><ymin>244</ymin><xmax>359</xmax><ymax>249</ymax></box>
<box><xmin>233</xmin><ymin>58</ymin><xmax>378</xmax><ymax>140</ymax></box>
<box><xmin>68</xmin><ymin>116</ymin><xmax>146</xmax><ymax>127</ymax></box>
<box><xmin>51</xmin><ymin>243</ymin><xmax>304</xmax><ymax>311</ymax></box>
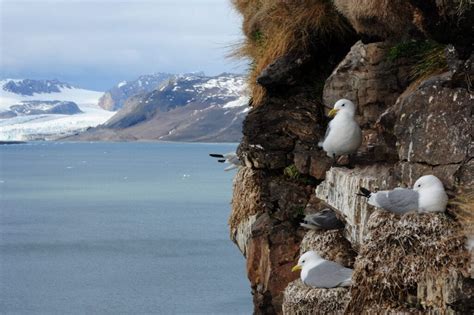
<box><xmin>284</xmin><ymin>164</ymin><xmax>316</xmax><ymax>185</ymax></box>
<box><xmin>388</xmin><ymin>40</ymin><xmax>448</xmax><ymax>81</ymax></box>
<box><xmin>284</xmin><ymin>164</ymin><xmax>301</xmax><ymax>179</ymax></box>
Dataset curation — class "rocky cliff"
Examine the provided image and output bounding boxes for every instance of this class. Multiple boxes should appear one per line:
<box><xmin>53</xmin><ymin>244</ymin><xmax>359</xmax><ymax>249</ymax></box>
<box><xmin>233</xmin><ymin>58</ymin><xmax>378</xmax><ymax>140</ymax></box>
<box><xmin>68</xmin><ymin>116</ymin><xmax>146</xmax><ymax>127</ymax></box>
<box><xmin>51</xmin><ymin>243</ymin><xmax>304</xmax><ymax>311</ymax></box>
<box><xmin>229</xmin><ymin>0</ymin><xmax>473</xmax><ymax>314</ymax></box>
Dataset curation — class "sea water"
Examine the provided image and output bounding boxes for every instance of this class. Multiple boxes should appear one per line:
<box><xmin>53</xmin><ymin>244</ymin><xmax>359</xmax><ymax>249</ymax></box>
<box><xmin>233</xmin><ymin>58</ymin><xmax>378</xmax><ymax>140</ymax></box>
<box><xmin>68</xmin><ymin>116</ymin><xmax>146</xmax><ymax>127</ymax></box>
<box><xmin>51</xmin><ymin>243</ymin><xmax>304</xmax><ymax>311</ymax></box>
<box><xmin>0</xmin><ymin>142</ymin><xmax>252</xmax><ymax>314</ymax></box>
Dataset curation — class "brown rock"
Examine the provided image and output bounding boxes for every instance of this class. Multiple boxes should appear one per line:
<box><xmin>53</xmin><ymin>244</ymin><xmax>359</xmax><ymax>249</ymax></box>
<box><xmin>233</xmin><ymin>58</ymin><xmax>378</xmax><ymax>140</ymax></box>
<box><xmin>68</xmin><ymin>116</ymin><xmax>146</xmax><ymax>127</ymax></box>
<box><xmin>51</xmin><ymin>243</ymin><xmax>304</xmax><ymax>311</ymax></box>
<box><xmin>247</xmin><ymin>214</ymin><xmax>302</xmax><ymax>315</ymax></box>
<box><xmin>393</xmin><ymin>77</ymin><xmax>472</xmax><ymax>166</ymax></box>
<box><xmin>323</xmin><ymin>41</ymin><xmax>411</xmax><ymax>127</ymax></box>
<box><xmin>309</xmin><ymin>151</ymin><xmax>333</xmax><ymax>180</ymax></box>
<box><xmin>229</xmin><ymin>168</ymin><xmax>267</xmax><ymax>256</ymax></box>
<box><xmin>239</xmin><ymin>94</ymin><xmax>324</xmax><ymax>170</ymax></box>
<box><xmin>322</xmin><ymin>41</ymin><xmax>410</xmax><ymax>163</ymax></box>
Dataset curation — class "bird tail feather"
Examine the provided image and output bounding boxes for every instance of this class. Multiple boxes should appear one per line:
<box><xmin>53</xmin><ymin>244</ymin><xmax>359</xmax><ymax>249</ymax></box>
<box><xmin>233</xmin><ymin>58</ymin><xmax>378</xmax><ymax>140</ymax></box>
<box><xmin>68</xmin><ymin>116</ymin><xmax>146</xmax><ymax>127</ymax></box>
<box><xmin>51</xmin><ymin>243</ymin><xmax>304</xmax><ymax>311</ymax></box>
<box><xmin>357</xmin><ymin>187</ymin><xmax>372</xmax><ymax>198</ymax></box>
<box><xmin>338</xmin><ymin>278</ymin><xmax>352</xmax><ymax>287</ymax></box>
<box><xmin>209</xmin><ymin>153</ymin><xmax>224</xmax><ymax>158</ymax></box>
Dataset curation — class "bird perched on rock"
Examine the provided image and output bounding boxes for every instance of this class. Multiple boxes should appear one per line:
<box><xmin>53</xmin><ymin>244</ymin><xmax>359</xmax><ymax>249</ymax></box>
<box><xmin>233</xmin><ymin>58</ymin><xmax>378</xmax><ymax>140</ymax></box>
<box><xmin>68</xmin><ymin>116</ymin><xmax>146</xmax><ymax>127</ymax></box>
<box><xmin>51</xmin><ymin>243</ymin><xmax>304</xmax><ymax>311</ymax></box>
<box><xmin>300</xmin><ymin>208</ymin><xmax>345</xmax><ymax>231</ymax></box>
<box><xmin>318</xmin><ymin>99</ymin><xmax>362</xmax><ymax>160</ymax></box>
<box><xmin>209</xmin><ymin>152</ymin><xmax>242</xmax><ymax>171</ymax></box>
<box><xmin>292</xmin><ymin>251</ymin><xmax>353</xmax><ymax>288</ymax></box>
<box><xmin>358</xmin><ymin>175</ymin><xmax>448</xmax><ymax>214</ymax></box>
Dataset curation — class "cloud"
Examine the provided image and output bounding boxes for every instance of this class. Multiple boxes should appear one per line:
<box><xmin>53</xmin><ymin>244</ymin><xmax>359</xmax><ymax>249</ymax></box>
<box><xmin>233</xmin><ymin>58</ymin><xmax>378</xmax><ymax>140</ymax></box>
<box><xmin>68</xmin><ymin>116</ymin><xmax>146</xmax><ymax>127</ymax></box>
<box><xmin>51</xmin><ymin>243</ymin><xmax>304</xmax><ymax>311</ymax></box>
<box><xmin>0</xmin><ymin>0</ymin><xmax>245</xmax><ymax>89</ymax></box>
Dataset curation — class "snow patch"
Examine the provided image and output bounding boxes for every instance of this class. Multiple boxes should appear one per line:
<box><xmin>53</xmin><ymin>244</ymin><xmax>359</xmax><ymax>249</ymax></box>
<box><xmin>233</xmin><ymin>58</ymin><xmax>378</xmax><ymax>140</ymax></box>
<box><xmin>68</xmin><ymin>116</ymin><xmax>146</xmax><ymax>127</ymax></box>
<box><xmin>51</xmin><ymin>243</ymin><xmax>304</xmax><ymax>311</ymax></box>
<box><xmin>223</xmin><ymin>95</ymin><xmax>250</xmax><ymax>108</ymax></box>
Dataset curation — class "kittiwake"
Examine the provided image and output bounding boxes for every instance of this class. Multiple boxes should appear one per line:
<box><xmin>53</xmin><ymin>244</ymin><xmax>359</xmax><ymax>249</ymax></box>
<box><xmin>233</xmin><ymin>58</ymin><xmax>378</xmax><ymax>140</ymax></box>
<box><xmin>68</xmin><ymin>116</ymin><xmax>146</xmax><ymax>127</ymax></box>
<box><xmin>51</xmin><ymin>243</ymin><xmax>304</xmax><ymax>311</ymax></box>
<box><xmin>318</xmin><ymin>99</ymin><xmax>362</xmax><ymax>158</ymax></box>
<box><xmin>300</xmin><ymin>208</ymin><xmax>345</xmax><ymax>231</ymax></box>
<box><xmin>292</xmin><ymin>251</ymin><xmax>353</xmax><ymax>288</ymax></box>
<box><xmin>209</xmin><ymin>152</ymin><xmax>242</xmax><ymax>171</ymax></box>
<box><xmin>358</xmin><ymin>175</ymin><xmax>448</xmax><ymax>214</ymax></box>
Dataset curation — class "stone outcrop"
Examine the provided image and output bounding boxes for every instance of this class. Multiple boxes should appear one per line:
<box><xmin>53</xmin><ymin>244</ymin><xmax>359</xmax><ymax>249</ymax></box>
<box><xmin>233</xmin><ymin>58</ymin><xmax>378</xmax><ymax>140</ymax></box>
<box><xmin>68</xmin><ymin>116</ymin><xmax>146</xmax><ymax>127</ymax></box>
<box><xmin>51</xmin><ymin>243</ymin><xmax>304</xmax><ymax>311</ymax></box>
<box><xmin>314</xmin><ymin>165</ymin><xmax>396</xmax><ymax>247</ymax></box>
<box><xmin>230</xmin><ymin>167</ymin><xmax>316</xmax><ymax>313</ymax></box>
<box><xmin>230</xmin><ymin>1</ymin><xmax>473</xmax><ymax>314</ymax></box>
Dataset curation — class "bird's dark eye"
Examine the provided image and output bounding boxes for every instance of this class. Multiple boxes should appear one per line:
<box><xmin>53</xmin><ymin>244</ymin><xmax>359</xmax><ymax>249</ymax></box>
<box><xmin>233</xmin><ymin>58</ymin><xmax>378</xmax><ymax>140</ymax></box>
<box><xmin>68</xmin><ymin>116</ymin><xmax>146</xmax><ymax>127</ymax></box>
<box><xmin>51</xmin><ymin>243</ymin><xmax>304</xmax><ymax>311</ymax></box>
<box><xmin>342</xmin><ymin>104</ymin><xmax>345</xmax><ymax>107</ymax></box>
<box><xmin>417</xmin><ymin>184</ymin><xmax>421</xmax><ymax>187</ymax></box>
<box><xmin>302</xmin><ymin>260</ymin><xmax>305</xmax><ymax>263</ymax></box>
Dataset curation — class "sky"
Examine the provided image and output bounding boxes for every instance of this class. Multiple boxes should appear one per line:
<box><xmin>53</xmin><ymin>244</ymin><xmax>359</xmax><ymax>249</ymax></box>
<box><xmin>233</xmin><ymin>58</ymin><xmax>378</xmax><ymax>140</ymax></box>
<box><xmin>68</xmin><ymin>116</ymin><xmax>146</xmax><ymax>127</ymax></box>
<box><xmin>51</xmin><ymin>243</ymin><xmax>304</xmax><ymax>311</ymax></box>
<box><xmin>0</xmin><ymin>0</ymin><xmax>246</xmax><ymax>90</ymax></box>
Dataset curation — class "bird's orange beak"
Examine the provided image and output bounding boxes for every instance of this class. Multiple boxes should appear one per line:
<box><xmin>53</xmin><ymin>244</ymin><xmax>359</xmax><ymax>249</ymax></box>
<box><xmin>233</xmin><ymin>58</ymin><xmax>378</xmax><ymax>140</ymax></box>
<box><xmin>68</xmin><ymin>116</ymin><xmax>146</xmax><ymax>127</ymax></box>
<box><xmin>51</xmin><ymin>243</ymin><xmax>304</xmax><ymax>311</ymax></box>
<box><xmin>328</xmin><ymin>108</ymin><xmax>339</xmax><ymax>118</ymax></box>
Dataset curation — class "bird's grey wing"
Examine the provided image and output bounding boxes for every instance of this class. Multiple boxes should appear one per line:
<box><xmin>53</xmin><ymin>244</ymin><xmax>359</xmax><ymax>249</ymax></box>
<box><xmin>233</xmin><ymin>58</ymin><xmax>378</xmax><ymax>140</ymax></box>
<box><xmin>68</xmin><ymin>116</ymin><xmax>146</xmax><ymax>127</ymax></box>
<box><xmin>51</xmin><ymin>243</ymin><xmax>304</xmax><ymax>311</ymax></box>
<box><xmin>224</xmin><ymin>152</ymin><xmax>237</xmax><ymax>159</ymax></box>
<box><xmin>375</xmin><ymin>188</ymin><xmax>419</xmax><ymax>214</ymax></box>
<box><xmin>302</xmin><ymin>209</ymin><xmax>344</xmax><ymax>230</ymax></box>
<box><xmin>318</xmin><ymin>124</ymin><xmax>331</xmax><ymax>147</ymax></box>
<box><xmin>304</xmin><ymin>260</ymin><xmax>353</xmax><ymax>288</ymax></box>
<box><xmin>224</xmin><ymin>164</ymin><xmax>239</xmax><ymax>171</ymax></box>
<box><xmin>227</xmin><ymin>155</ymin><xmax>241</xmax><ymax>166</ymax></box>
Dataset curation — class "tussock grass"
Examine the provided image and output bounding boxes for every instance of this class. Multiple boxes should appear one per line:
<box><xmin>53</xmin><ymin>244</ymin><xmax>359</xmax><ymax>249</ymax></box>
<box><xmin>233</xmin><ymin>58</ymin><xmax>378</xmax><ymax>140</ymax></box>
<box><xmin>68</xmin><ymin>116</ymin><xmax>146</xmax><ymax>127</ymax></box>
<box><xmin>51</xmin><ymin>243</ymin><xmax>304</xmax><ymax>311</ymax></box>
<box><xmin>388</xmin><ymin>40</ymin><xmax>448</xmax><ymax>82</ymax></box>
<box><xmin>450</xmin><ymin>190</ymin><xmax>474</xmax><ymax>246</ymax></box>
<box><xmin>231</xmin><ymin>0</ymin><xmax>353</xmax><ymax>106</ymax></box>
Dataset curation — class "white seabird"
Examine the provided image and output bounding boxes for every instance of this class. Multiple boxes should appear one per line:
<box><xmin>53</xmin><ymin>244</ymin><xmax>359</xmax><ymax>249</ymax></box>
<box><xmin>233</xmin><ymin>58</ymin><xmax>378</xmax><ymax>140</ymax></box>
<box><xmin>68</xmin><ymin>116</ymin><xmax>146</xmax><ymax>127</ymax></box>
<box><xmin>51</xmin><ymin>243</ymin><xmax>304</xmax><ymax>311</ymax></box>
<box><xmin>358</xmin><ymin>175</ymin><xmax>448</xmax><ymax>214</ymax></box>
<box><xmin>209</xmin><ymin>152</ymin><xmax>242</xmax><ymax>171</ymax></box>
<box><xmin>292</xmin><ymin>251</ymin><xmax>353</xmax><ymax>288</ymax></box>
<box><xmin>318</xmin><ymin>99</ymin><xmax>362</xmax><ymax>158</ymax></box>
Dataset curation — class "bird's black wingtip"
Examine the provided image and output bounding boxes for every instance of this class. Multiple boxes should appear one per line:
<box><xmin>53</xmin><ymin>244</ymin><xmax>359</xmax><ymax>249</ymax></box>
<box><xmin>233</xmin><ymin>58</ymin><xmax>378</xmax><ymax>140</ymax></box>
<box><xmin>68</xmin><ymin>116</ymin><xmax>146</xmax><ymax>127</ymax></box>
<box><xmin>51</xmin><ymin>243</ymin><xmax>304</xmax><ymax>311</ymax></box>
<box><xmin>209</xmin><ymin>153</ymin><xmax>224</xmax><ymax>158</ymax></box>
<box><xmin>357</xmin><ymin>187</ymin><xmax>372</xmax><ymax>198</ymax></box>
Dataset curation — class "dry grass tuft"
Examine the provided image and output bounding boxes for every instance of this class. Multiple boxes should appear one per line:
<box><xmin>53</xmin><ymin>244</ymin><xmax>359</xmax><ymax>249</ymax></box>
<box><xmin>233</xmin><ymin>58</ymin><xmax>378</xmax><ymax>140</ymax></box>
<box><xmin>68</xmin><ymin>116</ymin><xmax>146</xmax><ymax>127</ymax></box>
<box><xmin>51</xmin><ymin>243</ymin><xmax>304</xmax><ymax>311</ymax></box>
<box><xmin>231</xmin><ymin>0</ymin><xmax>353</xmax><ymax>106</ymax></box>
<box><xmin>450</xmin><ymin>190</ymin><xmax>474</xmax><ymax>271</ymax></box>
<box><xmin>410</xmin><ymin>43</ymin><xmax>448</xmax><ymax>81</ymax></box>
<box><xmin>346</xmin><ymin>211</ymin><xmax>469</xmax><ymax>313</ymax></box>
<box><xmin>450</xmin><ymin>190</ymin><xmax>474</xmax><ymax>234</ymax></box>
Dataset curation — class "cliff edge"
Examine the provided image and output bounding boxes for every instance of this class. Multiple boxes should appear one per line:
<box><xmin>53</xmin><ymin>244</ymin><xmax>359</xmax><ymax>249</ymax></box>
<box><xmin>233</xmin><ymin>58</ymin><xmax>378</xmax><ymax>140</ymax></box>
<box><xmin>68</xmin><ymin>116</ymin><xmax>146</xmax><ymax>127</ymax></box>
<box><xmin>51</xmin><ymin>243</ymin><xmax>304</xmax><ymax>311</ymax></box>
<box><xmin>229</xmin><ymin>0</ymin><xmax>473</xmax><ymax>314</ymax></box>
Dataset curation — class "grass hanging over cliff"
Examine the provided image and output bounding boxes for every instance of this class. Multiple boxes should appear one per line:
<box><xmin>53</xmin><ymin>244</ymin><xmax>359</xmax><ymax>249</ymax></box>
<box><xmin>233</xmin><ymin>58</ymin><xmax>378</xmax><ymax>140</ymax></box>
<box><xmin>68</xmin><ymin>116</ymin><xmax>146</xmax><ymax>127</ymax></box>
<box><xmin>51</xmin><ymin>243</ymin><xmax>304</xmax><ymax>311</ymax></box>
<box><xmin>450</xmin><ymin>190</ymin><xmax>474</xmax><ymax>254</ymax></box>
<box><xmin>231</xmin><ymin>0</ymin><xmax>353</xmax><ymax>106</ymax></box>
<box><xmin>388</xmin><ymin>40</ymin><xmax>448</xmax><ymax>82</ymax></box>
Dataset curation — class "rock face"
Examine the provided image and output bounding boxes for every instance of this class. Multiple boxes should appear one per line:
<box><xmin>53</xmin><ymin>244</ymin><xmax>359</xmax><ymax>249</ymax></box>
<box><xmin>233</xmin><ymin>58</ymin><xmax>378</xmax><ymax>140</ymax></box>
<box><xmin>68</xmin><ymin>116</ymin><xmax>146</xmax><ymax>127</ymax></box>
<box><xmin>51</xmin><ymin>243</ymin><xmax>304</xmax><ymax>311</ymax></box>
<box><xmin>98</xmin><ymin>73</ymin><xmax>173</xmax><ymax>111</ymax></box>
<box><xmin>2</xmin><ymin>79</ymin><xmax>72</xmax><ymax>96</ymax></box>
<box><xmin>230</xmin><ymin>167</ymin><xmax>315</xmax><ymax>313</ymax></box>
<box><xmin>392</xmin><ymin>75</ymin><xmax>473</xmax><ymax>189</ymax></box>
<box><xmin>230</xmin><ymin>1</ymin><xmax>473</xmax><ymax>314</ymax></box>
<box><xmin>314</xmin><ymin>165</ymin><xmax>396</xmax><ymax>247</ymax></box>
<box><xmin>8</xmin><ymin>101</ymin><xmax>82</xmax><ymax>116</ymax></box>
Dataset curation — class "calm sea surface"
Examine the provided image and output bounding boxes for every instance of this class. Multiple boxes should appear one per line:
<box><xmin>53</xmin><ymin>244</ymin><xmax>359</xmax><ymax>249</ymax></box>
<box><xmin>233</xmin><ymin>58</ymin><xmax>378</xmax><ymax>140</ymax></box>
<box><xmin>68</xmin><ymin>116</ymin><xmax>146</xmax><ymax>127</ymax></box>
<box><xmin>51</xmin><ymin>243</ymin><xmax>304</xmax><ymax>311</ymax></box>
<box><xmin>0</xmin><ymin>142</ymin><xmax>252</xmax><ymax>314</ymax></box>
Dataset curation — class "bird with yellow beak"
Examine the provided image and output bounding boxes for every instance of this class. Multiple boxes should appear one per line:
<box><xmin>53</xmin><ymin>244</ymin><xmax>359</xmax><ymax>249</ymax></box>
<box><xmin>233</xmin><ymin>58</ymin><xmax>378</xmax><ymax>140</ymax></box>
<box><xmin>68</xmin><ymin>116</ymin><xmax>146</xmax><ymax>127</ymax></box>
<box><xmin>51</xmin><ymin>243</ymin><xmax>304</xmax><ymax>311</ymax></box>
<box><xmin>292</xmin><ymin>251</ymin><xmax>353</xmax><ymax>288</ymax></box>
<box><xmin>318</xmin><ymin>99</ymin><xmax>362</xmax><ymax>159</ymax></box>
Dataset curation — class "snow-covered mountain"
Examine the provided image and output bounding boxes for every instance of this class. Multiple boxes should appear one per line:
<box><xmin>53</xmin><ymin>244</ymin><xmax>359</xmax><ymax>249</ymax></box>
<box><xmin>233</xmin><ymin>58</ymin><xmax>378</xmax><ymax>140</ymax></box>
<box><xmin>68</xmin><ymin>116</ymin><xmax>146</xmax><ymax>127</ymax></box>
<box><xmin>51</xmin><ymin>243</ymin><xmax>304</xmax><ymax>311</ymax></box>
<box><xmin>0</xmin><ymin>79</ymin><xmax>114</xmax><ymax>140</ymax></box>
<box><xmin>98</xmin><ymin>73</ymin><xmax>173</xmax><ymax>111</ymax></box>
<box><xmin>68</xmin><ymin>73</ymin><xmax>250</xmax><ymax>142</ymax></box>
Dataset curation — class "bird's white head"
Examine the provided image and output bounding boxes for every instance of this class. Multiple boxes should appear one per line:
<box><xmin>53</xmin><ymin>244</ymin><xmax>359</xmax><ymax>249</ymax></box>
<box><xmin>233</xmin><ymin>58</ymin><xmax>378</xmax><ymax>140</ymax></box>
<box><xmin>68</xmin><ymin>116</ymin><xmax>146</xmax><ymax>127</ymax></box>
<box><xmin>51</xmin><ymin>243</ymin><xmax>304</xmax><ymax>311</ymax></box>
<box><xmin>413</xmin><ymin>175</ymin><xmax>445</xmax><ymax>192</ymax></box>
<box><xmin>291</xmin><ymin>251</ymin><xmax>321</xmax><ymax>272</ymax></box>
<box><xmin>328</xmin><ymin>99</ymin><xmax>356</xmax><ymax>118</ymax></box>
<box><xmin>413</xmin><ymin>175</ymin><xmax>448</xmax><ymax>213</ymax></box>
